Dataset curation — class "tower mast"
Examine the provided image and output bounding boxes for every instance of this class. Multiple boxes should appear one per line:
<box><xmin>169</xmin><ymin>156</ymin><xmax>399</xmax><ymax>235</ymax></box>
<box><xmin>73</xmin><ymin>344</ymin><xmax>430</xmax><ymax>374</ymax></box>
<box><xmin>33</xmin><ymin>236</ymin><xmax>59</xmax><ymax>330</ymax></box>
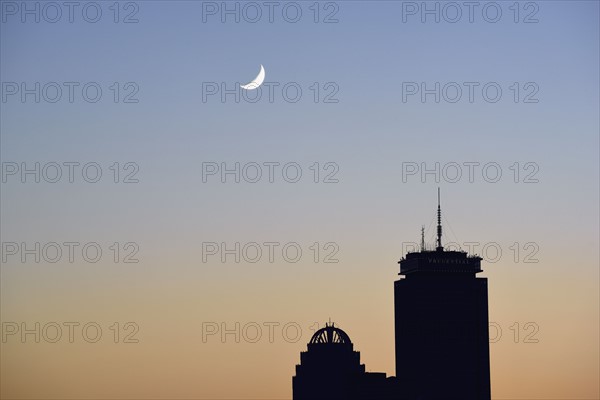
<box><xmin>436</xmin><ymin>187</ymin><xmax>443</xmax><ymax>251</ymax></box>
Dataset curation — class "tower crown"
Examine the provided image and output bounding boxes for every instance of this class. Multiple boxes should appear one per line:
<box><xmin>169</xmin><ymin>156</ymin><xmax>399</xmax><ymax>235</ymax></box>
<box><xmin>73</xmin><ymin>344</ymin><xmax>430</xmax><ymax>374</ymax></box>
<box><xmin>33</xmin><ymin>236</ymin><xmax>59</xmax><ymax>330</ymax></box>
<box><xmin>399</xmin><ymin>190</ymin><xmax>483</xmax><ymax>276</ymax></box>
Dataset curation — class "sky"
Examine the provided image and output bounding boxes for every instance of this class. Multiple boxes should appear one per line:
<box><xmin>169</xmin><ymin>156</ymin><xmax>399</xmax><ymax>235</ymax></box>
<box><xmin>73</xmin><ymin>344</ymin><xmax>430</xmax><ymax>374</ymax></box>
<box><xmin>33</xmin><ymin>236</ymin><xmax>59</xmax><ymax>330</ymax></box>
<box><xmin>1</xmin><ymin>1</ymin><xmax>599</xmax><ymax>399</ymax></box>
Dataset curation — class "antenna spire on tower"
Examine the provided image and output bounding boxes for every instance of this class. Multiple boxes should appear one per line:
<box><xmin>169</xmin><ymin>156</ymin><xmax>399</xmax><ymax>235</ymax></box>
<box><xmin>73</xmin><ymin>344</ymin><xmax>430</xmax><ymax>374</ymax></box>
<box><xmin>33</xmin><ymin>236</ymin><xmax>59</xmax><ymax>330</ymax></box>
<box><xmin>436</xmin><ymin>187</ymin><xmax>443</xmax><ymax>251</ymax></box>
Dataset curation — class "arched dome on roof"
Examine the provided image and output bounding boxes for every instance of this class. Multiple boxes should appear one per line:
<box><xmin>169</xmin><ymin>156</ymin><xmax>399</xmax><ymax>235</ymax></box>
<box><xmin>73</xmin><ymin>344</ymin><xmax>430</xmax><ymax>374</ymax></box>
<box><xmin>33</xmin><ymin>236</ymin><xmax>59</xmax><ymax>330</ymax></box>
<box><xmin>309</xmin><ymin>323</ymin><xmax>352</xmax><ymax>345</ymax></box>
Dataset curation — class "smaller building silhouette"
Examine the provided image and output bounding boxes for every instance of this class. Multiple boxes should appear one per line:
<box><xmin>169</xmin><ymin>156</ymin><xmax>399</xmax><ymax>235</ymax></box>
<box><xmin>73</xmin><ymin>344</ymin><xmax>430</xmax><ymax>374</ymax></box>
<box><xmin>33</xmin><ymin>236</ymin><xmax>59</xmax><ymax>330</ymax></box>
<box><xmin>292</xmin><ymin>323</ymin><xmax>402</xmax><ymax>400</ymax></box>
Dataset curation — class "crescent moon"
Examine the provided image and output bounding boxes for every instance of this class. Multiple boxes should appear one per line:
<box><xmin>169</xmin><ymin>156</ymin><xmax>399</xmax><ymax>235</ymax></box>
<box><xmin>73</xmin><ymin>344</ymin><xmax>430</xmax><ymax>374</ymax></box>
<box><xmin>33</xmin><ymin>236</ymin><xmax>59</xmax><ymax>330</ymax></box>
<box><xmin>240</xmin><ymin>65</ymin><xmax>265</xmax><ymax>90</ymax></box>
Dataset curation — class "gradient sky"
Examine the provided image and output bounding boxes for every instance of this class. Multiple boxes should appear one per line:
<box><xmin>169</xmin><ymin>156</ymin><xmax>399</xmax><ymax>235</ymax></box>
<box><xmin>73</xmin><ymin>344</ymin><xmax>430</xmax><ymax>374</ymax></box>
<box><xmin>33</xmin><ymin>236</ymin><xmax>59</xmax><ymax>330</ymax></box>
<box><xmin>1</xmin><ymin>1</ymin><xmax>599</xmax><ymax>399</ymax></box>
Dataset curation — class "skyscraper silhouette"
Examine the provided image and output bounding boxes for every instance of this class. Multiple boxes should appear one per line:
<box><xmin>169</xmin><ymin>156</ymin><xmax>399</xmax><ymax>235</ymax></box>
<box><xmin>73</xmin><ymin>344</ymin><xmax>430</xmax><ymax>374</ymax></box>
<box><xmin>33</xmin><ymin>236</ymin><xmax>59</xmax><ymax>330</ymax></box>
<box><xmin>394</xmin><ymin>189</ymin><xmax>491</xmax><ymax>399</ymax></box>
<box><xmin>293</xmin><ymin>190</ymin><xmax>491</xmax><ymax>399</ymax></box>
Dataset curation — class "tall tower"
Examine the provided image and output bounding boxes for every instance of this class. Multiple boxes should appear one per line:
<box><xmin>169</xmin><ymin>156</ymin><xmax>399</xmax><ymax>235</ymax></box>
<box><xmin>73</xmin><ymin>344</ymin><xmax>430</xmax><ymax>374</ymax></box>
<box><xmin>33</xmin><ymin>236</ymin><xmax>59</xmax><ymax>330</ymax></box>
<box><xmin>394</xmin><ymin>190</ymin><xmax>491</xmax><ymax>399</ymax></box>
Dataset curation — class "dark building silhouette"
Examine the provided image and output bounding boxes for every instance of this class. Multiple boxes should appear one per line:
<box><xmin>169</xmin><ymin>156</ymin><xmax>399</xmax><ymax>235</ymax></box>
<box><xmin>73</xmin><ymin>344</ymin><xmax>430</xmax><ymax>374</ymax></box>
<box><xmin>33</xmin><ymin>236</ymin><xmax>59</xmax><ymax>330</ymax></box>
<box><xmin>395</xmin><ymin>190</ymin><xmax>490</xmax><ymax>399</ymax></box>
<box><xmin>292</xmin><ymin>190</ymin><xmax>491</xmax><ymax>400</ymax></box>
<box><xmin>293</xmin><ymin>323</ymin><xmax>401</xmax><ymax>400</ymax></box>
